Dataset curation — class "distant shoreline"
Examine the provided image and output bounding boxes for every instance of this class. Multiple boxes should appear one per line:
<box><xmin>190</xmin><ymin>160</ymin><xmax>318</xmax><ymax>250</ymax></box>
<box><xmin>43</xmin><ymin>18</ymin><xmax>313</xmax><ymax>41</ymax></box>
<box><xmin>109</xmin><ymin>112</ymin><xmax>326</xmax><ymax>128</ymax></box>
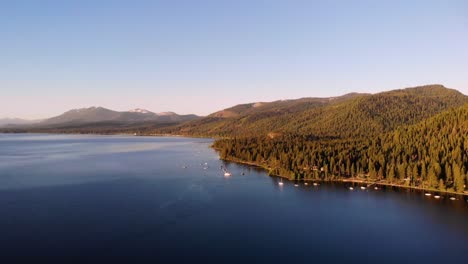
<box><xmin>0</xmin><ymin>130</ymin><xmax>224</xmax><ymax>139</ymax></box>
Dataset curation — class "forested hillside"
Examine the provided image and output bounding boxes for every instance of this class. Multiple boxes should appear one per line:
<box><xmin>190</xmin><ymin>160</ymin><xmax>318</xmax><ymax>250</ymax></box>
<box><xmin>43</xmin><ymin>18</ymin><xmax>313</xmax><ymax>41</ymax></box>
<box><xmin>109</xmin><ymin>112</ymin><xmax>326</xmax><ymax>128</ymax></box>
<box><xmin>161</xmin><ymin>85</ymin><xmax>467</xmax><ymax>139</ymax></box>
<box><xmin>213</xmin><ymin>103</ymin><xmax>468</xmax><ymax>193</ymax></box>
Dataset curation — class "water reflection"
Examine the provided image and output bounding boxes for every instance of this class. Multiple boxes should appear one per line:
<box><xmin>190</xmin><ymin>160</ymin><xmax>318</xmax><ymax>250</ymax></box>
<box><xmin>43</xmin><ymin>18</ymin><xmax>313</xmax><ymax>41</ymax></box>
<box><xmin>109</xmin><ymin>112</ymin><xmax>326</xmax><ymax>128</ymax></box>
<box><xmin>0</xmin><ymin>134</ymin><xmax>466</xmax><ymax>263</ymax></box>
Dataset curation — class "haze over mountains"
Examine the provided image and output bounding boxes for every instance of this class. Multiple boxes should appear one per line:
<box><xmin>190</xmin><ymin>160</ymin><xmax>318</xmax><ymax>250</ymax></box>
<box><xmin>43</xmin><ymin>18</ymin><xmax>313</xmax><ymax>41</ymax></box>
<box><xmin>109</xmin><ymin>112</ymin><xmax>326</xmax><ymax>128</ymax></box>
<box><xmin>0</xmin><ymin>118</ymin><xmax>41</xmax><ymax>127</ymax></box>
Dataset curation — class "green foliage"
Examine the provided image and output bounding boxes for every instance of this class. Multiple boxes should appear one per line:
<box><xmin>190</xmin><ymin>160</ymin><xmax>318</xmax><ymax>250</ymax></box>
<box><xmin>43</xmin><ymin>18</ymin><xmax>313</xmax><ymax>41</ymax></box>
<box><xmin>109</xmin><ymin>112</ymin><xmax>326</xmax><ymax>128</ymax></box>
<box><xmin>213</xmin><ymin>104</ymin><xmax>468</xmax><ymax>194</ymax></box>
<box><xmin>162</xmin><ymin>85</ymin><xmax>467</xmax><ymax>138</ymax></box>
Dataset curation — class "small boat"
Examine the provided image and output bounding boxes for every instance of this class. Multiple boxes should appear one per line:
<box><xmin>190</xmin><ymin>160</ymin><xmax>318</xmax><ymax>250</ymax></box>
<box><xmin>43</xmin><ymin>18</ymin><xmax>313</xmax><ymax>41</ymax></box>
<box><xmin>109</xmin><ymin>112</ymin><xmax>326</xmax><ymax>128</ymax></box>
<box><xmin>294</xmin><ymin>184</ymin><xmax>299</xmax><ymax>187</ymax></box>
<box><xmin>349</xmin><ymin>187</ymin><xmax>354</xmax><ymax>190</ymax></box>
<box><xmin>374</xmin><ymin>186</ymin><xmax>379</xmax><ymax>190</ymax></box>
<box><xmin>360</xmin><ymin>186</ymin><xmax>366</xmax><ymax>190</ymax></box>
<box><xmin>434</xmin><ymin>195</ymin><xmax>441</xmax><ymax>199</ymax></box>
<box><xmin>313</xmin><ymin>182</ymin><xmax>319</xmax><ymax>186</ymax></box>
<box><xmin>224</xmin><ymin>172</ymin><xmax>231</xmax><ymax>176</ymax></box>
<box><xmin>450</xmin><ymin>197</ymin><xmax>456</xmax><ymax>201</ymax></box>
<box><xmin>241</xmin><ymin>172</ymin><xmax>245</xmax><ymax>175</ymax></box>
<box><xmin>425</xmin><ymin>193</ymin><xmax>431</xmax><ymax>196</ymax></box>
<box><xmin>182</xmin><ymin>165</ymin><xmax>188</xmax><ymax>169</ymax></box>
<box><xmin>278</xmin><ymin>179</ymin><xmax>284</xmax><ymax>186</ymax></box>
<box><xmin>304</xmin><ymin>182</ymin><xmax>309</xmax><ymax>186</ymax></box>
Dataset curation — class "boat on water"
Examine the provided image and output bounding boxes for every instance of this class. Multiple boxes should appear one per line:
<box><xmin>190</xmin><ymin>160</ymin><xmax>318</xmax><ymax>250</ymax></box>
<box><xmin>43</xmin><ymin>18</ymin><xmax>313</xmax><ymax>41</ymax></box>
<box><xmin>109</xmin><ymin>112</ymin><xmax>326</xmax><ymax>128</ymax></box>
<box><xmin>374</xmin><ymin>186</ymin><xmax>379</xmax><ymax>190</ymax></box>
<box><xmin>222</xmin><ymin>165</ymin><xmax>231</xmax><ymax>176</ymax></box>
<box><xmin>304</xmin><ymin>182</ymin><xmax>309</xmax><ymax>186</ymax></box>
<box><xmin>434</xmin><ymin>195</ymin><xmax>441</xmax><ymax>199</ymax></box>
<box><xmin>313</xmin><ymin>182</ymin><xmax>319</xmax><ymax>186</ymax></box>
<box><xmin>349</xmin><ymin>187</ymin><xmax>354</xmax><ymax>190</ymax></box>
<box><xmin>450</xmin><ymin>197</ymin><xmax>456</xmax><ymax>201</ymax></box>
<box><xmin>360</xmin><ymin>186</ymin><xmax>366</xmax><ymax>190</ymax></box>
<box><xmin>425</xmin><ymin>193</ymin><xmax>431</xmax><ymax>196</ymax></box>
<box><xmin>294</xmin><ymin>184</ymin><xmax>299</xmax><ymax>187</ymax></box>
<box><xmin>278</xmin><ymin>178</ymin><xmax>284</xmax><ymax>186</ymax></box>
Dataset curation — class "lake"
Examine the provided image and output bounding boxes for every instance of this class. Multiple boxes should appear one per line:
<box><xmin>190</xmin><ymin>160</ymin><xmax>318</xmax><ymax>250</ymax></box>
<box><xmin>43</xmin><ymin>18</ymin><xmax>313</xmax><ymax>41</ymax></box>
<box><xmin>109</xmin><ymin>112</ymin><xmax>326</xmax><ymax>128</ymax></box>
<box><xmin>0</xmin><ymin>134</ymin><xmax>466</xmax><ymax>263</ymax></box>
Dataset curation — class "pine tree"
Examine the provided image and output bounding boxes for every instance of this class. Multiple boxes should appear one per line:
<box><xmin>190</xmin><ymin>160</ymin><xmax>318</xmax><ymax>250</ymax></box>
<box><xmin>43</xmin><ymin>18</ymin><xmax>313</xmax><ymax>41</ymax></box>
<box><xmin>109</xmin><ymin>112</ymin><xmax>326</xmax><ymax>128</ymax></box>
<box><xmin>453</xmin><ymin>163</ymin><xmax>465</xmax><ymax>193</ymax></box>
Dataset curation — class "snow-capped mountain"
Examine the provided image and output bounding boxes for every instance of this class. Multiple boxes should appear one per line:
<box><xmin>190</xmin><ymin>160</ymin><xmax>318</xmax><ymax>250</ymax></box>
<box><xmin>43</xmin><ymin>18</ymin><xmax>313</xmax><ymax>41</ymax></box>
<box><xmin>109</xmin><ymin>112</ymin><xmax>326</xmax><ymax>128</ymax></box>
<box><xmin>36</xmin><ymin>107</ymin><xmax>200</xmax><ymax>126</ymax></box>
<box><xmin>129</xmin><ymin>108</ymin><xmax>152</xmax><ymax>114</ymax></box>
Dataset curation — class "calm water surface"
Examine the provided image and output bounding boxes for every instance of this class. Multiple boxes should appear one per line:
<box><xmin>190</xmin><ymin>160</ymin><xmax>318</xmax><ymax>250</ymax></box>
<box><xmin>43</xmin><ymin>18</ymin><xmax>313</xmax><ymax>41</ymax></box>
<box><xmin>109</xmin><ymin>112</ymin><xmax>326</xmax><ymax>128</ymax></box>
<box><xmin>0</xmin><ymin>134</ymin><xmax>466</xmax><ymax>263</ymax></box>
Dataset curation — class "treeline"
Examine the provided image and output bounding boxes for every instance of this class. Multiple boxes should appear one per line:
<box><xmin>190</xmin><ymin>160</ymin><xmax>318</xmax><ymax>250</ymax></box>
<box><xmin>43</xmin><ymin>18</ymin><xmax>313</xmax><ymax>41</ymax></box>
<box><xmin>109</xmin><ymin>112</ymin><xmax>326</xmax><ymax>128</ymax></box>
<box><xmin>213</xmin><ymin>104</ymin><xmax>468</xmax><ymax>193</ymax></box>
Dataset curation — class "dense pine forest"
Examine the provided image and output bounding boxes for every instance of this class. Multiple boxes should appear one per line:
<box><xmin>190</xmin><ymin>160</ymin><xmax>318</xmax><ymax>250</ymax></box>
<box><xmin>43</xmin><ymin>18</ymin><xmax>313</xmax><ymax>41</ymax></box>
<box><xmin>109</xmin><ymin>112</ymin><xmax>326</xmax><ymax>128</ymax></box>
<box><xmin>162</xmin><ymin>85</ymin><xmax>467</xmax><ymax>138</ymax></box>
<box><xmin>213</xmin><ymin>103</ymin><xmax>468</xmax><ymax>194</ymax></box>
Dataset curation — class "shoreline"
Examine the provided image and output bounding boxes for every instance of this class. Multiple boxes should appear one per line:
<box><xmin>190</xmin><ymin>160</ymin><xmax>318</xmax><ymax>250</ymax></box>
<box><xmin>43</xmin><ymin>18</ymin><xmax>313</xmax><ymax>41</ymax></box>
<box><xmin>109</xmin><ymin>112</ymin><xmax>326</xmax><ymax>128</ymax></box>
<box><xmin>2</xmin><ymin>132</ymin><xmax>466</xmax><ymax>198</ymax></box>
<box><xmin>220</xmin><ymin>156</ymin><xmax>468</xmax><ymax>198</ymax></box>
<box><xmin>0</xmin><ymin>131</ymin><xmax>215</xmax><ymax>140</ymax></box>
<box><xmin>0</xmin><ymin>131</ymin><xmax>225</xmax><ymax>140</ymax></box>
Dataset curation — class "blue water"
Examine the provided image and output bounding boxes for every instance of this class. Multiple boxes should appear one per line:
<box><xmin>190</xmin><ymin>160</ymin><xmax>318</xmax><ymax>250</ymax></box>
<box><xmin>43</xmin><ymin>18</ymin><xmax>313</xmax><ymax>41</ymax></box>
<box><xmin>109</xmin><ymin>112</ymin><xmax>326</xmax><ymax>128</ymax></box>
<box><xmin>0</xmin><ymin>134</ymin><xmax>466</xmax><ymax>263</ymax></box>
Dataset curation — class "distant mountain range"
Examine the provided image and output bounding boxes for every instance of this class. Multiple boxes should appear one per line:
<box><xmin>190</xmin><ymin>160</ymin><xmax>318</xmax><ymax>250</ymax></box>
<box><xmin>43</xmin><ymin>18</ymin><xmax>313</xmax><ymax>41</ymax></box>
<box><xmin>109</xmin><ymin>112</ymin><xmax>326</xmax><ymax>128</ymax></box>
<box><xmin>1</xmin><ymin>84</ymin><xmax>467</xmax><ymax>137</ymax></box>
<box><xmin>0</xmin><ymin>107</ymin><xmax>200</xmax><ymax>131</ymax></box>
<box><xmin>38</xmin><ymin>107</ymin><xmax>199</xmax><ymax>126</ymax></box>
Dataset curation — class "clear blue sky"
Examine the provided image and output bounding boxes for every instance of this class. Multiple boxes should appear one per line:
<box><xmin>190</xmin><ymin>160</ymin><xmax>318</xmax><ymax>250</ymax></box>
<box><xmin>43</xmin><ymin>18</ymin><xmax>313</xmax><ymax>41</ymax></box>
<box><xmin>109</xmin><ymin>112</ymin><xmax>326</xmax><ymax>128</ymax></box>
<box><xmin>1</xmin><ymin>0</ymin><xmax>467</xmax><ymax>119</ymax></box>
